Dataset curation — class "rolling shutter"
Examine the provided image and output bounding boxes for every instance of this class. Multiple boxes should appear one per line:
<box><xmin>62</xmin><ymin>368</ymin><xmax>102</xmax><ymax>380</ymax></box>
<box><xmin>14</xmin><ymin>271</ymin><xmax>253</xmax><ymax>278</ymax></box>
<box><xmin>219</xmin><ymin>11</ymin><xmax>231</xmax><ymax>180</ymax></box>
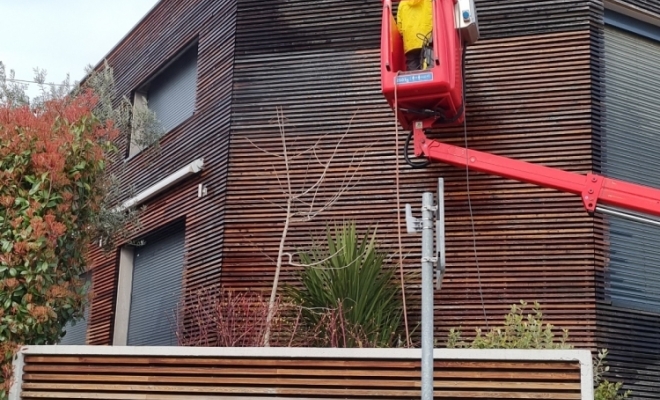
<box><xmin>127</xmin><ymin>226</ymin><xmax>186</xmax><ymax>346</ymax></box>
<box><xmin>602</xmin><ymin>13</ymin><xmax>660</xmax><ymax>312</ymax></box>
<box><xmin>58</xmin><ymin>272</ymin><xmax>92</xmax><ymax>345</ymax></box>
<box><xmin>148</xmin><ymin>45</ymin><xmax>198</xmax><ymax>133</ymax></box>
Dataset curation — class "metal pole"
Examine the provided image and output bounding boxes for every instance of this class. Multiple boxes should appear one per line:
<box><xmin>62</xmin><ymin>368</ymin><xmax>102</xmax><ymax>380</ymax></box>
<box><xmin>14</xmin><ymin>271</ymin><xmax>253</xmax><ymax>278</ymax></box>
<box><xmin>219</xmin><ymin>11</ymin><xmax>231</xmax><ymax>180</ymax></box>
<box><xmin>597</xmin><ymin>205</ymin><xmax>660</xmax><ymax>227</ymax></box>
<box><xmin>421</xmin><ymin>192</ymin><xmax>434</xmax><ymax>400</ymax></box>
<box><xmin>436</xmin><ymin>178</ymin><xmax>446</xmax><ymax>290</ymax></box>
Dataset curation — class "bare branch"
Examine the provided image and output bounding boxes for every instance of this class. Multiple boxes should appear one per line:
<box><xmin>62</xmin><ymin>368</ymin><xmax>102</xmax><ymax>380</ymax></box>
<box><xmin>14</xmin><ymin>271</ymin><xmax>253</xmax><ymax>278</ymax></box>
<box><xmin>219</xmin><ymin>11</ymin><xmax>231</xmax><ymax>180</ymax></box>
<box><xmin>271</xmin><ymin>163</ymin><xmax>289</xmax><ymax>196</ymax></box>
<box><xmin>237</xmin><ymin>233</ymin><xmax>276</xmax><ymax>264</ymax></box>
<box><xmin>294</xmin><ymin>148</ymin><xmax>367</xmax><ymax>222</ymax></box>
<box><xmin>296</xmin><ymin>113</ymin><xmax>356</xmax><ymax>201</ymax></box>
<box><xmin>260</xmin><ymin>197</ymin><xmax>287</xmax><ymax>212</ymax></box>
<box><xmin>288</xmin><ymin>141</ymin><xmax>322</xmax><ymax>161</ymax></box>
<box><xmin>282</xmin><ymin>246</ymin><xmax>371</xmax><ymax>271</ymax></box>
<box><xmin>288</xmin><ymin>128</ymin><xmax>339</xmax><ymax>162</ymax></box>
<box><xmin>244</xmin><ymin>136</ymin><xmax>285</xmax><ymax>159</ymax></box>
<box><xmin>278</xmin><ymin>108</ymin><xmax>293</xmax><ymax>198</ymax></box>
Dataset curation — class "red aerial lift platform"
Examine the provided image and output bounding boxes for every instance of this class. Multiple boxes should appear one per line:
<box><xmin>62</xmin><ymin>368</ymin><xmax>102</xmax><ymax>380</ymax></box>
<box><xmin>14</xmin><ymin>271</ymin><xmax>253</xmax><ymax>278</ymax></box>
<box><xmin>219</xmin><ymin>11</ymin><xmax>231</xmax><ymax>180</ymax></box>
<box><xmin>381</xmin><ymin>0</ymin><xmax>660</xmax><ymax>221</ymax></box>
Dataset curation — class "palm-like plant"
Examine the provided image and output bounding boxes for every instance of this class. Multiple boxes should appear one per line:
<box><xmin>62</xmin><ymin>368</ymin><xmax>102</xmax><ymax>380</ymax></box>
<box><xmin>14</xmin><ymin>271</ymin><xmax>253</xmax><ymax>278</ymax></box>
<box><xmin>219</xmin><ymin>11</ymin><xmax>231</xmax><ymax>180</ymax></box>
<box><xmin>285</xmin><ymin>222</ymin><xmax>403</xmax><ymax>347</ymax></box>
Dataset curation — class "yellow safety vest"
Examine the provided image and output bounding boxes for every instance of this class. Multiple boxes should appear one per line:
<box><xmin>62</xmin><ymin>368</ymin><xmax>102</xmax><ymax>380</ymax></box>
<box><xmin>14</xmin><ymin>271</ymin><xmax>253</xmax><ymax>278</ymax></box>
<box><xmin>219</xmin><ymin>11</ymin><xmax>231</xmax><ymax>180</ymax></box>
<box><xmin>396</xmin><ymin>0</ymin><xmax>433</xmax><ymax>54</ymax></box>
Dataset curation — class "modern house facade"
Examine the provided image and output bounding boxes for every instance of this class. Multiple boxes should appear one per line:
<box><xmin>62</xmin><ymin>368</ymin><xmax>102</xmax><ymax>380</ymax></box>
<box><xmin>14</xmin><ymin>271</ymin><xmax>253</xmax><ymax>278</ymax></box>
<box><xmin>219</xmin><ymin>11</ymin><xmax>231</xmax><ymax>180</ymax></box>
<box><xmin>59</xmin><ymin>0</ymin><xmax>660</xmax><ymax>397</ymax></box>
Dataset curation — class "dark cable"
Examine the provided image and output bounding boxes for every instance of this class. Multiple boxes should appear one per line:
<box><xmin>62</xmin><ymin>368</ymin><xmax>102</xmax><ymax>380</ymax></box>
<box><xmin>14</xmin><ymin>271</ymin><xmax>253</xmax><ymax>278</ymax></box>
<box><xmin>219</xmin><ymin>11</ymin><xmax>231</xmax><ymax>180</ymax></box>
<box><xmin>404</xmin><ymin>130</ymin><xmax>431</xmax><ymax>169</ymax></box>
<box><xmin>435</xmin><ymin>103</ymin><xmax>464</xmax><ymax>125</ymax></box>
<box><xmin>417</xmin><ymin>32</ymin><xmax>434</xmax><ymax>69</ymax></box>
<box><xmin>403</xmin><ymin>44</ymin><xmax>468</xmax><ymax>169</ymax></box>
<box><xmin>458</xmin><ymin>41</ymin><xmax>489</xmax><ymax>327</ymax></box>
<box><xmin>4</xmin><ymin>78</ymin><xmax>69</xmax><ymax>87</ymax></box>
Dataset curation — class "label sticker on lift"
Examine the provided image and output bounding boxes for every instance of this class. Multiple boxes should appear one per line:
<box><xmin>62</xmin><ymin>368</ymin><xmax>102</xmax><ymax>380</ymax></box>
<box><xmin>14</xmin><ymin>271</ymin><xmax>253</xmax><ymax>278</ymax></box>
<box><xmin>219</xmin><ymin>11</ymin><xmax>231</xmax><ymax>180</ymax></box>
<box><xmin>396</xmin><ymin>72</ymin><xmax>433</xmax><ymax>85</ymax></box>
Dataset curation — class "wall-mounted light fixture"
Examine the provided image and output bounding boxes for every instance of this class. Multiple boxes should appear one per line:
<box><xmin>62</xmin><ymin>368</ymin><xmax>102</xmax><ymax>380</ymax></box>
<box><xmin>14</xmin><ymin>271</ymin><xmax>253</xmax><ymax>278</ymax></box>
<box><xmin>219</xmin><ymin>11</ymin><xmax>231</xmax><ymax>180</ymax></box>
<box><xmin>116</xmin><ymin>158</ymin><xmax>204</xmax><ymax>212</ymax></box>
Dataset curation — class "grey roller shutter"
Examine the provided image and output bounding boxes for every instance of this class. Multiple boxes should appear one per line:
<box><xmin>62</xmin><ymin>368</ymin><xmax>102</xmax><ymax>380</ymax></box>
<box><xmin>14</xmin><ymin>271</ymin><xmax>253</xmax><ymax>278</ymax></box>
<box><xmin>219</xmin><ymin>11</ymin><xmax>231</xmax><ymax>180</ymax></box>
<box><xmin>127</xmin><ymin>227</ymin><xmax>185</xmax><ymax>346</ymax></box>
<box><xmin>148</xmin><ymin>45</ymin><xmax>198</xmax><ymax>133</ymax></box>
<box><xmin>602</xmin><ymin>20</ymin><xmax>660</xmax><ymax>312</ymax></box>
<box><xmin>59</xmin><ymin>273</ymin><xmax>92</xmax><ymax>345</ymax></box>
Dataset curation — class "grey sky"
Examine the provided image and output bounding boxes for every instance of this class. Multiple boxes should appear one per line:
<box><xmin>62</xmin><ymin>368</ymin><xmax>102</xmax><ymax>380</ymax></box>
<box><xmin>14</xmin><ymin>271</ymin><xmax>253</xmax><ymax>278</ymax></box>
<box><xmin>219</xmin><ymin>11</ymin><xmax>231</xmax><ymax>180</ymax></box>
<box><xmin>1</xmin><ymin>0</ymin><xmax>159</xmax><ymax>95</ymax></box>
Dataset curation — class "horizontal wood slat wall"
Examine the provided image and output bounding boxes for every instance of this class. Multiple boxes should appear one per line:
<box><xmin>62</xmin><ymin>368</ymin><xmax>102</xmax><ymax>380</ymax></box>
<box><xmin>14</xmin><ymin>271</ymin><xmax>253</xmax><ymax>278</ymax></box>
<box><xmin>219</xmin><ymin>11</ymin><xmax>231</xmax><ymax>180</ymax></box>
<box><xmin>71</xmin><ymin>0</ymin><xmax>660</xmax><ymax>394</ymax></box>
<box><xmin>609</xmin><ymin>0</ymin><xmax>660</xmax><ymax>17</ymax></box>
<box><xmin>225</xmin><ymin>0</ymin><xmax>598</xmax><ymax>347</ymax></box>
<box><xmin>474</xmin><ymin>0</ymin><xmax>597</xmax><ymax>38</ymax></box>
<box><xmin>14</xmin><ymin>348</ymin><xmax>589</xmax><ymax>399</ymax></box>
<box><xmin>78</xmin><ymin>0</ymin><xmax>604</xmax><ymax>347</ymax></box>
<box><xmin>86</xmin><ymin>0</ymin><xmax>237</xmax><ymax>345</ymax></box>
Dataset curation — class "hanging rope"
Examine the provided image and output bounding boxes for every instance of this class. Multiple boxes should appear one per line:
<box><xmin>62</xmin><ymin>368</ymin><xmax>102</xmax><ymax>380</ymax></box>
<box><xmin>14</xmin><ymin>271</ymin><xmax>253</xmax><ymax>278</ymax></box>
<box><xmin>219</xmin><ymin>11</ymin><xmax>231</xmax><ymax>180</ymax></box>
<box><xmin>455</xmin><ymin>29</ymin><xmax>489</xmax><ymax>328</ymax></box>
<box><xmin>393</xmin><ymin>72</ymin><xmax>411</xmax><ymax>347</ymax></box>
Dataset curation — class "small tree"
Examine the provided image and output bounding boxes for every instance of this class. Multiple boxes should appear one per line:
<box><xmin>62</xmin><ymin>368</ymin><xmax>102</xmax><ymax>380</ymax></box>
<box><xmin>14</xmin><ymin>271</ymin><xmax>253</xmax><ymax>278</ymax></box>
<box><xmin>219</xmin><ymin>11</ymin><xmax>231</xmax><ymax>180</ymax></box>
<box><xmin>446</xmin><ymin>301</ymin><xmax>631</xmax><ymax>400</ymax></box>
<box><xmin>246</xmin><ymin>109</ymin><xmax>366</xmax><ymax>346</ymax></box>
<box><xmin>285</xmin><ymin>222</ymin><xmax>405</xmax><ymax>348</ymax></box>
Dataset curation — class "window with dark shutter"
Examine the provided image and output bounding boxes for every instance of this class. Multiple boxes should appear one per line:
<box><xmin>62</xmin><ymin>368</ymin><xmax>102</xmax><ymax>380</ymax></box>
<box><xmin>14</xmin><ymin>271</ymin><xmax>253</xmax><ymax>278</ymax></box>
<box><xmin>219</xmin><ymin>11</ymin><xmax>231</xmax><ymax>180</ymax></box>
<box><xmin>126</xmin><ymin>226</ymin><xmax>185</xmax><ymax>346</ymax></box>
<box><xmin>129</xmin><ymin>42</ymin><xmax>198</xmax><ymax>157</ymax></box>
<box><xmin>602</xmin><ymin>11</ymin><xmax>660</xmax><ymax>312</ymax></box>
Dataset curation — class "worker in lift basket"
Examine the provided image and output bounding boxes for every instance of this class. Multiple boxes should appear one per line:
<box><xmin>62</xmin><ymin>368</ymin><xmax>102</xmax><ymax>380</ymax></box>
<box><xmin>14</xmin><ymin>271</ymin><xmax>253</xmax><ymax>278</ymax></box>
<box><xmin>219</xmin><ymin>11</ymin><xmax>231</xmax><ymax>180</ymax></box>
<box><xmin>396</xmin><ymin>0</ymin><xmax>433</xmax><ymax>71</ymax></box>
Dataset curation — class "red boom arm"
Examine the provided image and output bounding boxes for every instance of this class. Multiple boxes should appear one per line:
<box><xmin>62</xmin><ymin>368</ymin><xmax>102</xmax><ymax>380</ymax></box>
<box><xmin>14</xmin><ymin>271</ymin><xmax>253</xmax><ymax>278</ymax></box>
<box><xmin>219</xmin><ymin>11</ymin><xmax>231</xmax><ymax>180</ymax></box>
<box><xmin>413</xmin><ymin>129</ymin><xmax>660</xmax><ymax>218</ymax></box>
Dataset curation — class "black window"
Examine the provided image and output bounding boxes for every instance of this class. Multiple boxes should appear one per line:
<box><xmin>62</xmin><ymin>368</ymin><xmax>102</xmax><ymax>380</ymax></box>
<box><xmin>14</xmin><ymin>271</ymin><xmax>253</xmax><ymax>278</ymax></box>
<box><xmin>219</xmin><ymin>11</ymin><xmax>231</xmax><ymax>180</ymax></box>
<box><xmin>602</xmin><ymin>10</ymin><xmax>660</xmax><ymax>312</ymax></box>
<box><xmin>130</xmin><ymin>42</ymin><xmax>198</xmax><ymax>156</ymax></box>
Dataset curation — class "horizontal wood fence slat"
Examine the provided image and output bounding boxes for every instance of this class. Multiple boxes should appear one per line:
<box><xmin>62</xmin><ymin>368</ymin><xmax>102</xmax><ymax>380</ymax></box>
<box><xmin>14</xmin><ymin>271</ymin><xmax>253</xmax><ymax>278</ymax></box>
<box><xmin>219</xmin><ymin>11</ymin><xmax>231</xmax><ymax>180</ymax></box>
<box><xmin>11</xmin><ymin>347</ymin><xmax>592</xmax><ymax>400</ymax></box>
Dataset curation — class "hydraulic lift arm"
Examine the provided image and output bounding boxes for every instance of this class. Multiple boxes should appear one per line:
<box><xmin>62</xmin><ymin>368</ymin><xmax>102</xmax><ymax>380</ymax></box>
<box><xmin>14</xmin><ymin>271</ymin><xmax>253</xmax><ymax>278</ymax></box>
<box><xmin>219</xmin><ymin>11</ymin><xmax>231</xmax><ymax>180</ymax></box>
<box><xmin>412</xmin><ymin>127</ymin><xmax>660</xmax><ymax>222</ymax></box>
<box><xmin>382</xmin><ymin>0</ymin><xmax>660</xmax><ymax>224</ymax></box>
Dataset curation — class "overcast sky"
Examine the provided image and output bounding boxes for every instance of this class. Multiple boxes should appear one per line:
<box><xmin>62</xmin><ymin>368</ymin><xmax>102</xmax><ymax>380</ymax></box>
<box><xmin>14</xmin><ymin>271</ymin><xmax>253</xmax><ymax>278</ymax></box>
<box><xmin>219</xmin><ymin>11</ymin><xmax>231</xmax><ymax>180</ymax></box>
<box><xmin>1</xmin><ymin>0</ymin><xmax>159</xmax><ymax>96</ymax></box>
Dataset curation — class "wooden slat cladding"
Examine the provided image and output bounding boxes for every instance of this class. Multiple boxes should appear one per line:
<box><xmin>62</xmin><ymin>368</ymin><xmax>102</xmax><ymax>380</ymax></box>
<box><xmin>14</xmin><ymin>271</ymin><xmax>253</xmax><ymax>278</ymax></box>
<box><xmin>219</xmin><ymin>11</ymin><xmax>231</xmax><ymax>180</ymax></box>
<box><xmin>72</xmin><ymin>0</ymin><xmax>660</xmax><ymax>395</ymax></box>
<box><xmin>232</xmin><ymin>0</ymin><xmax>601</xmax><ymax>56</ymax></box>
<box><xmin>233</xmin><ymin>0</ymin><xmax>380</xmax><ymax>53</ymax></box>
<box><xmin>85</xmin><ymin>0</ymin><xmax>237</xmax><ymax>345</ymax></box>
<box><xmin>422</xmin><ymin>43</ymin><xmax>599</xmax><ymax>337</ymax></box>
<box><xmin>474</xmin><ymin>0</ymin><xmax>599</xmax><ymax>38</ymax></box>
<box><xmin>226</xmin><ymin>0</ymin><xmax>598</xmax><ymax>348</ymax></box>
<box><xmin>15</xmin><ymin>349</ymin><xmax>588</xmax><ymax>399</ymax></box>
<box><xmin>77</xmin><ymin>0</ymin><xmax>604</xmax><ymax>351</ymax></box>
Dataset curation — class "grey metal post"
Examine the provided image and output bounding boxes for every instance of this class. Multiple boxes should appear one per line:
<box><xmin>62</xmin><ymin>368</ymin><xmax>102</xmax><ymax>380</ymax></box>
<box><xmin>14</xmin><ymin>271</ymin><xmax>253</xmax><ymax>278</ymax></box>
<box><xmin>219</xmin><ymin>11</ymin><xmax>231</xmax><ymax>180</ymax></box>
<box><xmin>436</xmin><ymin>178</ymin><xmax>446</xmax><ymax>290</ymax></box>
<box><xmin>421</xmin><ymin>192</ymin><xmax>435</xmax><ymax>400</ymax></box>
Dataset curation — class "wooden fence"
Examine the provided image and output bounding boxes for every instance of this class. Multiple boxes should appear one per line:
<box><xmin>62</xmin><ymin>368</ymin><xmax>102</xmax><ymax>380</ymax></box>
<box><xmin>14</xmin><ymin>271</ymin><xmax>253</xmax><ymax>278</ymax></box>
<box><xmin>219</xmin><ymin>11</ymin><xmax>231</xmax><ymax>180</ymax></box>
<box><xmin>10</xmin><ymin>347</ymin><xmax>593</xmax><ymax>399</ymax></box>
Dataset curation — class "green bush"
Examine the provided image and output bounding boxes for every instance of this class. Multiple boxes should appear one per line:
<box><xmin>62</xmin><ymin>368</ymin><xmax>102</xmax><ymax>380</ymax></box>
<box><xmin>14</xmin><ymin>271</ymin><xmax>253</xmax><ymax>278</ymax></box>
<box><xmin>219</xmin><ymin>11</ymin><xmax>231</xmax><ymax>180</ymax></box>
<box><xmin>0</xmin><ymin>90</ymin><xmax>117</xmax><ymax>396</ymax></box>
<box><xmin>446</xmin><ymin>301</ymin><xmax>631</xmax><ymax>400</ymax></box>
<box><xmin>285</xmin><ymin>222</ymin><xmax>404</xmax><ymax>347</ymax></box>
